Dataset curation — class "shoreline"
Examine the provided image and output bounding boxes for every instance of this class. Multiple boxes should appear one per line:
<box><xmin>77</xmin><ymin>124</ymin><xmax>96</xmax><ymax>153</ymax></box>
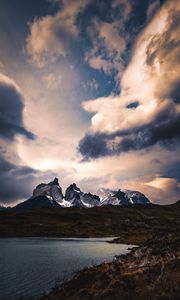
<box><xmin>1</xmin><ymin>237</ymin><xmax>134</xmax><ymax>300</ymax></box>
<box><xmin>40</xmin><ymin>233</ymin><xmax>180</xmax><ymax>300</ymax></box>
<box><xmin>38</xmin><ymin>240</ymin><xmax>137</xmax><ymax>299</ymax></box>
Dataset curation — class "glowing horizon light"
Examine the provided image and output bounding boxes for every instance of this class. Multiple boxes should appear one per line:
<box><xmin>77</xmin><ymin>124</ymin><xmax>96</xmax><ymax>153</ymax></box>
<box><xmin>35</xmin><ymin>159</ymin><xmax>61</xmax><ymax>171</ymax></box>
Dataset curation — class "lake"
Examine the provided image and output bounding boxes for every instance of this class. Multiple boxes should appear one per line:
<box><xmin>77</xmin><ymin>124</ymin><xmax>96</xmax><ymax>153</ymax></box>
<box><xmin>0</xmin><ymin>238</ymin><xmax>133</xmax><ymax>300</ymax></box>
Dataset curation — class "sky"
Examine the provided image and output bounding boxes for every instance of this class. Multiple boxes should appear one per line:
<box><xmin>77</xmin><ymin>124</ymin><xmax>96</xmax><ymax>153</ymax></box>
<box><xmin>0</xmin><ymin>0</ymin><xmax>179</xmax><ymax>206</ymax></box>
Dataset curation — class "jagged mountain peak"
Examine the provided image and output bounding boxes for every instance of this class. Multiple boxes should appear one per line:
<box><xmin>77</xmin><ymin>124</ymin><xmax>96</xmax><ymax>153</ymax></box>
<box><xmin>48</xmin><ymin>177</ymin><xmax>60</xmax><ymax>186</ymax></box>
<box><xmin>33</xmin><ymin>177</ymin><xmax>64</xmax><ymax>202</ymax></box>
<box><xmin>36</xmin><ymin>177</ymin><xmax>60</xmax><ymax>189</ymax></box>
<box><xmin>12</xmin><ymin>177</ymin><xmax>151</xmax><ymax>211</ymax></box>
<box><xmin>97</xmin><ymin>187</ymin><xmax>150</xmax><ymax>206</ymax></box>
<box><xmin>66</xmin><ymin>183</ymin><xmax>81</xmax><ymax>192</ymax></box>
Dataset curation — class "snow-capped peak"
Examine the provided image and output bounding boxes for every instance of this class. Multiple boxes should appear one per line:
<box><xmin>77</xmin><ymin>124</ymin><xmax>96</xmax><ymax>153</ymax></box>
<box><xmin>20</xmin><ymin>178</ymin><xmax>150</xmax><ymax>210</ymax></box>
<box><xmin>97</xmin><ymin>188</ymin><xmax>150</xmax><ymax>206</ymax></box>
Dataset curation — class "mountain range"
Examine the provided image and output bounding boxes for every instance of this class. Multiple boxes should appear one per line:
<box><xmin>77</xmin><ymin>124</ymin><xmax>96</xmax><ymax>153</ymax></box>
<box><xmin>13</xmin><ymin>177</ymin><xmax>150</xmax><ymax>211</ymax></box>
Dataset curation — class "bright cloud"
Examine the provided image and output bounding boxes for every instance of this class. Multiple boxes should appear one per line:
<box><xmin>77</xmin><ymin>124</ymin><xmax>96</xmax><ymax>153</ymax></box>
<box><xmin>79</xmin><ymin>0</ymin><xmax>180</xmax><ymax>159</ymax></box>
<box><xmin>85</xmin><ymin>0</ymin><xmax>132</xmax><ymax>78</ymax></box>
<box><xmin>26</xmin><ymin>0</ymin><xmax>89</xmax><ymax>67</ymax></box>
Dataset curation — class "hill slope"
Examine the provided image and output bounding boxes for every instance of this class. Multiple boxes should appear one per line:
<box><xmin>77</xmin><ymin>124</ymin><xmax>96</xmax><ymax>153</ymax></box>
<box><xmin>0</xmin><ymin>202</ymin><xmax>179</xmax><ymax>243</ymax></box>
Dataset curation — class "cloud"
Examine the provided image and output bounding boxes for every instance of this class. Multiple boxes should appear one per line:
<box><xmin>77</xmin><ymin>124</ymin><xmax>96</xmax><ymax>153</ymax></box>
<box><xmin>0</xmin><ymin>73</ymin><xmax>34</xmax><ymax>140</ymax></box>
<box><xmin>43</xmin><ymin>72</ymin><xmax>62</xmax><ymax>90</ymax></box>
<box><xmin>79</xmin><ymin>108</ymin><xmax>180</xmax><ymax>159</ymax></box>
<box><xmin>163</xmin><ymin>160</ymin><xmax>180</xmax><ymax>181</ymax></box>
<box><xmin>0</xmin><ymin>155</ymin><xmax>15</xmax><ymax>172</ymax></box>
<box><xmin>79</xmin><ymin>133</ymin><xmax>109</xmax><ymax>160</ymax></box>
<box><xmin>144</xmin><ymin>176</ymin><xmax>180</xmax><ymax>204</ymax></box>
<box><xmin>0</xmin><ymin>154</ymin><xmax>36</xmax><ymax>204</ymax></box>
<box><xmin>86</xmin><ymin>20</ymin><xmax>125</xmax><ymax>75</ymax></box>
<box><xmin>0</xmin><ymin>152</ymin><xmax>58</xmax><ymax>205</ymax></box>
<box><xmin>112</xmin><ymin>0</ymin><xmax>132</xmax><ymax>20</ymax></box>
<box><xmin>26</xmin><ymin>0</ymin><xmax>89</xmax><ymax>67</ymax></box>
<box><xmin>74</xmin><ymin>147</ymin><xmax>180</xmax><ymax>204</ymax></box>
<box><xmin>115</xmin><ymin>175</ymin><xmax>180</xmax><ymax>205</ymax></box>
<box><xmin>85</xmin><ymin>0</ymin><xmax>132</xmax><ymax>77</ymax></box>
<box><xmin>79</xmin><ymin>0</ymin><xmax>180</xmax><ymax>159</ymax></box>
<box><xmin>146</xmin><ymin>0</ymin><xmax>160</xmax><ymax>21</ymax></box>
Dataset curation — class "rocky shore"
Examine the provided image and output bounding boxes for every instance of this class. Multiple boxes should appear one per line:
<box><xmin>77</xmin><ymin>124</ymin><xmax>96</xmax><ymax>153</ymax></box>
<box><xmin>40</xmin><ymin>233</ymin><xmax>179</xmax><ymax>300</ymax></box>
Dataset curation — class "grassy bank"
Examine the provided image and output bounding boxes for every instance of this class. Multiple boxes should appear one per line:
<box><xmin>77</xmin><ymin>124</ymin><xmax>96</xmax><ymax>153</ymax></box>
<box><xmin>40</xmin><ymin>234</ymin><xmax>180</xmax><ymax>300</ymax></box>
<box><xmin>0</xmin><ymin>202</ymin><xmax>179</xmax><ymax>244</ymax></box>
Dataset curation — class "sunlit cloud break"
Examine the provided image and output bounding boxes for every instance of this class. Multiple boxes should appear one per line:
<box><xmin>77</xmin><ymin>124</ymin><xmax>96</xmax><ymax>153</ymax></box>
<box><xmin>79</xmin><ymin>0</ymin><xmax>180</xmax><ymax>160</ymax></box>
<box><xmin>0</xmin><ymin>0</ymin><xmax>179</xmax><ymax>205</ymax></box>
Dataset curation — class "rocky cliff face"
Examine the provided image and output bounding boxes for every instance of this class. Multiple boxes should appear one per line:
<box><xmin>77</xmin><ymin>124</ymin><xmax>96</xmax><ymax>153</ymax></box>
<box><xmin>65</xmin><ymin>183</ymin><xmax>81</xmax><ymax>203</ymax></box>
<box><xmin>32</xmin><ymin>179</ymin><xmax>101</xmax><ymax>208</ymax></box>
<box><xmin>16</xmin><ymin>177</ymin><xmax>150</xmax><ymax>210</ymax></box>
<box><xmin>97</xmin><ymin>188</ymin><xmax>150</xmax><ymax>206</ymax></box>
<box><xmin>33</xmin><ymin>177</ymin><xmax>64</xmax><ymax>202</ymax></box>
<box><xmin>64</xmin><ymin>183</ymin><xmax>100</xmax><ymax>208</ymax></box>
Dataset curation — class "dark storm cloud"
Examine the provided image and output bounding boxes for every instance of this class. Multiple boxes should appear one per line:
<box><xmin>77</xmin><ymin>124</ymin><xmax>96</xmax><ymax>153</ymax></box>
<box><xmin>0</xmin><ymin>76</ymin><xmax>34</xmax><ymax>140</ymax></box>
<box><xmin>79</xmin><ymin>133</ymin><xmax>109</xmax><ymax>160</ymax></box>
<box><xmin>163</xmin><ymin>160</ymin><xmax>180</xmax><ymax>182</ymax></box>
<box><xmin>160</xmin><ymin>79</ymin><xmax>180</xmax><ymax>104</ymax></box>
<box><xmin>0</xmin><ymin>155</ymin><xmax>36</xmax><ymax>203</ymax></box>
<box><xmin>0</xmin><ymin>155</ymin><xmax>15</xmax><ymax>172</ymax></box>
<box><xmin>79</xmin><ymin>108</ymin><xmax>180</xmax><ymax>160</ymax></box>
<box><xmin>116</xmin><ymin>115</ymin><xmax>180</xmax><ymax>152</ymax></box>
<box><xmin>0</xmin><ymin>154</ymin><xmax>56</xmax><ymax>205</ymax></box>
<box><xmin>11</xmin><ymin>166</ymin><xmax>39</xmax><ymax>177</ymax></box>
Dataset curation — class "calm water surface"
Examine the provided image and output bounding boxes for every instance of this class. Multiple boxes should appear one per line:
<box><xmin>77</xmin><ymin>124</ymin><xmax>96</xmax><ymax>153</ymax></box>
<box><xmin>0</xmin><ymin>237</ymin><xmax>133</xmax><ymax>300</ymax></box>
